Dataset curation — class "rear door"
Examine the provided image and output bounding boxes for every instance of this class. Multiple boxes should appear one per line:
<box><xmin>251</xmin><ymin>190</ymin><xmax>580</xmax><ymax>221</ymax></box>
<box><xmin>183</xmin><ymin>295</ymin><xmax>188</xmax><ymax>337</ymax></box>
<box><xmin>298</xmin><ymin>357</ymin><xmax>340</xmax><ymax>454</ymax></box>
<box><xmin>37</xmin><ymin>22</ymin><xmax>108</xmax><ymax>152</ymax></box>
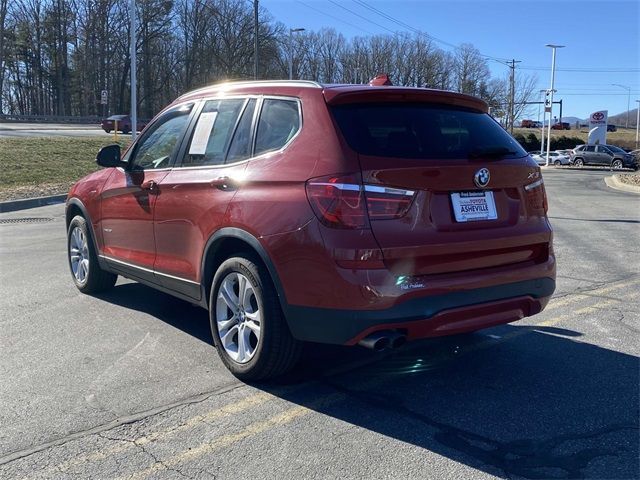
<box><xmin>583</xmin><ymin>145</ymin><xmax>597</xmax><ymax>164</ymax></box>
<box><xmin>331</xmin><ymin>102</ymin><xmax>551</xmax><ymax>276</ymax></box>
<box><xmin>596</xmin><ymin>145</ymin><xmax>612</xmax><ymax>165</ymax></box>
<box><xmin>153</xmin><ymin>97</ymin><xmax>257</xmax><ymax>298</ymax></box>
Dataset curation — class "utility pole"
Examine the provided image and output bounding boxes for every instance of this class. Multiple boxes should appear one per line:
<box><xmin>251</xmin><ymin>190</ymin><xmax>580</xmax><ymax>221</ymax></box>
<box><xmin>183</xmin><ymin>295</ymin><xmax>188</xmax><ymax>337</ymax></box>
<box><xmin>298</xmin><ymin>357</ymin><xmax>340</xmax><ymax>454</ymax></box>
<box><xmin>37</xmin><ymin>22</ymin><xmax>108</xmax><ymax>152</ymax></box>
<box><xmin>253</xmin><ymin>0</ymin><xmax>258</xmax><ymax>80</ymax></box>
<box><xmin>130</xmin><ymin>0</ymin><xmax>137</xmax><ymax>140</ymax></box>
<box><xmin>507</xmin><ymin>59</ymin><xmax>521</xmax><ymax>134</ymax></box>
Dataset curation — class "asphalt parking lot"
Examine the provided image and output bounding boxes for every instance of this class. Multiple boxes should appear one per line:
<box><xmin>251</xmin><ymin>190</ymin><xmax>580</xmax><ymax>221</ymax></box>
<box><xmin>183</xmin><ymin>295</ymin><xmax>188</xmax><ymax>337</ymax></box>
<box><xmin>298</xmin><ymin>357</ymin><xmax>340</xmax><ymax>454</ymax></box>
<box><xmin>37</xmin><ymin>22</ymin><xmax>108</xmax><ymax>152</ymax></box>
<box><xmin>0</xmin><ymin>168</ymin><xmax>638</xmax><ymax>479</ymax></box>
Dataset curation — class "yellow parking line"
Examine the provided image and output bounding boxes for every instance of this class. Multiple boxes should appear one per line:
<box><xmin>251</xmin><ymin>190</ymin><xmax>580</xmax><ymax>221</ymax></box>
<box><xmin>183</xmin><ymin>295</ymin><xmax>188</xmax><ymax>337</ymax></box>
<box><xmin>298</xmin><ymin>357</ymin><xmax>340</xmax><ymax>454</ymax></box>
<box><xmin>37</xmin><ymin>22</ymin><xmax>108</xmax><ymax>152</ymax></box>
<box><xmin>120</xmin><ymin>391</ymin><xmax>349</xmax><ymax>480</ymax></box>
<box><xmin>544</xmin><ymin>278</ymin><xmax>639</xmax><ymax>311</ymax></box>
<box><xmin>38</xmin><ymin>392</ymin><xmax>273</xmax><ymax>477</ymax></box>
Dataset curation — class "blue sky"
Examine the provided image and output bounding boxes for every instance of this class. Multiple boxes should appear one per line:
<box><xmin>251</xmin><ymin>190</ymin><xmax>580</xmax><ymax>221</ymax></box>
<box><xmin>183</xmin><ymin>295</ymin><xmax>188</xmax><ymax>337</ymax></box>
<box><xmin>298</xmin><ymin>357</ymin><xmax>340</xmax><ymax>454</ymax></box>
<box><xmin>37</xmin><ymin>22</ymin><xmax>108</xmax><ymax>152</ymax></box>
<box><xmin>261</xmin><ymin>0</ymin><xmax>640</xmax><ymax>120</ymax></box>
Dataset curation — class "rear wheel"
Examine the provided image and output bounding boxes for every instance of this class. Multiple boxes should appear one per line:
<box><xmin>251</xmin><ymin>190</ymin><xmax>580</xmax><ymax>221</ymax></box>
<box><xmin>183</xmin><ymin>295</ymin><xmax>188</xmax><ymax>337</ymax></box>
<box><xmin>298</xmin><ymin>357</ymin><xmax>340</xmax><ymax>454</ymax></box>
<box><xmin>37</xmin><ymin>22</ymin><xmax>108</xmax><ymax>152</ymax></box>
<box><xmin>209</xmin><ymin>254</ymin><xmax>301</xmax><ymax>380</ymax></box>
<box><xmin>611</xmin><ymin>159</ymin><xmax>623</xmax><ymax>170</ymax></box>
<box><xmin>573</xmin><ymin>158</ymin><xmax>584</xmax><ymax>167</ymax></box>
<box><xmin>67</xmin><ymin>215</ymin><xmax>117</xmax><ymax>293</ymax></box>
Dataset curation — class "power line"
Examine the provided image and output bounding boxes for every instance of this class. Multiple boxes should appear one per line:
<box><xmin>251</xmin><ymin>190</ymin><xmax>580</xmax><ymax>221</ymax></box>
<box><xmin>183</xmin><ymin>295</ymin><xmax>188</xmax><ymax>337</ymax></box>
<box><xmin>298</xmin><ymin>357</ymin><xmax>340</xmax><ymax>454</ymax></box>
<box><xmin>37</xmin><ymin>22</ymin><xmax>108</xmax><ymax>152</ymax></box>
<box><xmin>521</xmin><ymin>66</ymin><xmax>639</xmax><ymax>72</ymax></box>
<box><xmin>350</xmin><ymin>0</ymin><xmax>509</xmax><ymax>62</ymax></box>
<box><xmin>326</xmin><ymin>0</ymin><xmax>397</xmax><ymax>35</ymax></box>
<box><xmin>295</xmin><ymin>1</ymin><xmax>374</xmax><ymax>35</ymax></box>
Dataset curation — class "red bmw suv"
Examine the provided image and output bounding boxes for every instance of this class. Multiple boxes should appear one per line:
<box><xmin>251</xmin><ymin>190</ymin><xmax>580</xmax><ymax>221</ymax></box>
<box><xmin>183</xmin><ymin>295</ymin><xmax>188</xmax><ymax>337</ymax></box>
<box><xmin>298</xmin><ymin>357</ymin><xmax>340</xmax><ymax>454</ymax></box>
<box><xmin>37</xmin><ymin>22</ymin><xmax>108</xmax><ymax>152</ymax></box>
<box><xmin>66</xmin><ymin>80</ymin><xmax>555</xmax><ymax>380</ymax></box>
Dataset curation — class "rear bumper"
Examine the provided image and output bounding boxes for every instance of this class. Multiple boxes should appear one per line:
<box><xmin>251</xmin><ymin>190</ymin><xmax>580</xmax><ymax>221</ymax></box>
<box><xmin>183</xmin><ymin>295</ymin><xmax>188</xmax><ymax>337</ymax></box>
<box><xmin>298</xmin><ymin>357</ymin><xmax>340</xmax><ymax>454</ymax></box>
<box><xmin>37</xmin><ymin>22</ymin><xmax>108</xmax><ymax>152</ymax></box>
<box><xmin>285</xmin><ymin>277</ymin><xmax>555</xmax><ymax>345</ymax></box>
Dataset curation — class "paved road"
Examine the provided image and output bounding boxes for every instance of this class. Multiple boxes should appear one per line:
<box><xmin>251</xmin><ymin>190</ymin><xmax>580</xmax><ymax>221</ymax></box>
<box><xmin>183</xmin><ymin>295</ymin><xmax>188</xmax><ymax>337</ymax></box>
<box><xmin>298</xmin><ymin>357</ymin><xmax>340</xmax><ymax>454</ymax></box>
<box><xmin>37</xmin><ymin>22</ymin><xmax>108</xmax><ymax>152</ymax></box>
<box><xmin>0</xmin><ymin>122</ymin><xmax>128</xmax><ymax>138</ymax></box>
<box><xmin>0</xmin><ymin>169</ymin><xmax>638</xmax><ymax>479</ymax></box>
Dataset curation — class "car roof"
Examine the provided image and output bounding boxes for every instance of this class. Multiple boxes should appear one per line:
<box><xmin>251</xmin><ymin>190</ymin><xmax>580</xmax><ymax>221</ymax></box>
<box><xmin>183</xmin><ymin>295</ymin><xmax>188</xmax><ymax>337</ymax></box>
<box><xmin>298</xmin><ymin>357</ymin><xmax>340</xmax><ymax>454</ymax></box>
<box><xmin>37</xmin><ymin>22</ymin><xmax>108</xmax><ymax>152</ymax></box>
<box><xmin>173</xmin><ymin>80</ymin><xmax>488</xmax><ymax>113</ymax></box>
<box><xmin>107</xmin><ymin>114</ymin><xmax>128</xmax><ymax>120</ymax></box>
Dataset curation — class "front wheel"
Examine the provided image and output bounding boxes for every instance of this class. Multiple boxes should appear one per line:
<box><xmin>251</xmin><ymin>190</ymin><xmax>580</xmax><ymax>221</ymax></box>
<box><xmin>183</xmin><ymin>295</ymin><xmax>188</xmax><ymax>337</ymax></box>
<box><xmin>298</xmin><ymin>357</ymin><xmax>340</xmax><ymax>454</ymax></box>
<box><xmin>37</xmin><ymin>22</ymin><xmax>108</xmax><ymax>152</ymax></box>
<box><xmin>554</xmin><ymin>160</ymin><xmax>561</xmax><ymax>166</ymax></box>
<box><xmin>573</xmin><ymin>158</ymin><xmax>584</xmax><ymax>167</ymax></box>
<box><xmin>611</xmin><ymin>159</ymin><xmax>623</xmax><ymax>170</ymax></box>
<box><xmin>210</xmin><ymin>254</ymin><xmax>301</xmax><ymax>380</ymax></box>
<box><xmin>67</xmin><ymin>215</ymin><xmax>117</xmax><ymax>293</ymax></box>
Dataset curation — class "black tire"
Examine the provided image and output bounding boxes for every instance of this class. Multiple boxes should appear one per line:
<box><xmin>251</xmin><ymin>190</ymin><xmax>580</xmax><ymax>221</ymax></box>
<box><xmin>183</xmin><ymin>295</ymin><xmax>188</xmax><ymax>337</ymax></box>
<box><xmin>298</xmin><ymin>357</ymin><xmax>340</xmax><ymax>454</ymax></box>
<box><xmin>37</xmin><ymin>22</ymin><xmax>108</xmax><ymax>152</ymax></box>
<box><xmin>209</xmin><ymin>253</ymin><xmax>301</xmax><ymax>381</ymax></box>
<box><xmin>611</xmin><ymin>159</ymin><xmax>623</xmax><ymax>170</ymax></box>
<box><xmin>67</xmin><ymin>215</ymin><xmax>117</xmax><ymax>293</ymax></box>
<box><xmin>554</xmin><ymin>160</ymin><xmax>561</xmax><ymax>166</ymax></box>
<box><xmin>573</xmin><ymin>158</ymin><xmax>584</xmax><ymax>167</ymax></box>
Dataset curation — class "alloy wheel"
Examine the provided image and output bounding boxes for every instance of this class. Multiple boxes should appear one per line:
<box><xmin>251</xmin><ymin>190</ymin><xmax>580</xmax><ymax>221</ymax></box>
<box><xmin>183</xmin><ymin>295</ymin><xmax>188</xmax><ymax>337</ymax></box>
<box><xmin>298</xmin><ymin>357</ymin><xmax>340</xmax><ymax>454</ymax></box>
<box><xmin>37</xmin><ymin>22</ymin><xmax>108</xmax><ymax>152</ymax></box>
<box><xmin>216</xmin><ymin>272</ymin><xmax>262</xmax><ymax>364</ymax></box>
<box><xmin>69</xmin><ymin>226</ymin><xmax>90</xmax><ymax>283</ymax></box>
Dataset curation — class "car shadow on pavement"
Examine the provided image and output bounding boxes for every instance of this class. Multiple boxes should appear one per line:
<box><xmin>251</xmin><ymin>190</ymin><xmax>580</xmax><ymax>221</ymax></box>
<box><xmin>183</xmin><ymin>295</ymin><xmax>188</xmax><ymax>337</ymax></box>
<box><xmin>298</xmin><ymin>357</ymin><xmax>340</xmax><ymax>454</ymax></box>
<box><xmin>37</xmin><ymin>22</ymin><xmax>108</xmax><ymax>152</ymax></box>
<box><xmin>95</xmin><ymin>282</ymin><xmax>639</xmax><ymax>479</ymax></box>
<box><xmin>95</xmin><ymin>282</ymin><xmax>213</xmax><ymax>344</ymax></box>
<box><xmin>268</xmin><ymin>328</ymin><xmax>640</xmax><ymax>479</ymax></box>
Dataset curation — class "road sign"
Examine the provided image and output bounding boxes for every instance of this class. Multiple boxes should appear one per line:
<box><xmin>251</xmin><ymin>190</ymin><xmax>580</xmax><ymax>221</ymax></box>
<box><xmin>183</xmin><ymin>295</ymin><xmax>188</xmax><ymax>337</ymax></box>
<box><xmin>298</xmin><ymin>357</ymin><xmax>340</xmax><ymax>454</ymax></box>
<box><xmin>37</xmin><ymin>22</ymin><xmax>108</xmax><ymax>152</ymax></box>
<box><xmin>100</xmin><ymin>90</ymin><xmax>108</xmax><ymax>105</ymax></box>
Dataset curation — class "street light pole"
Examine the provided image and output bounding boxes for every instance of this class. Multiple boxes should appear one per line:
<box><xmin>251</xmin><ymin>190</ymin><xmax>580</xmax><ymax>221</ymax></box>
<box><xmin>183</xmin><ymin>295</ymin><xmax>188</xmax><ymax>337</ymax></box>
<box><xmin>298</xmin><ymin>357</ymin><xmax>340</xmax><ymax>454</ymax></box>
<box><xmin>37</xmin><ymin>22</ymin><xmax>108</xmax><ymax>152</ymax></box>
<box><xmin>253</xmin><ymin>0</ymin><xmax>258</xmax><ymax>80</ymax></box>
<box><xmin>636</xmin><ymin>100</ymin><xmax>640</xmax><ymax>150</ymax></box>
<box><xmin>544</xmin><ymin>44</ymin><xmax>564</xmax><ymax>167</ymax></box>
<box><xmin>288</xmin><ymin>28</ymin><xmax>305</xmax><ymax>80</ymax></box>
<box><xmin>130</xmin><ymin>0</ymin><xmax>137</xmax><ymax>141</ymax></box>
<box><xmin>611</xmin><ymin>84</ymin><xmax>631</xmax><ymax>129</ymax></box>
<box><xmin>539</xmin><ymin>89</ymin><xmax>546</xmax><ymax>155</ymax></box>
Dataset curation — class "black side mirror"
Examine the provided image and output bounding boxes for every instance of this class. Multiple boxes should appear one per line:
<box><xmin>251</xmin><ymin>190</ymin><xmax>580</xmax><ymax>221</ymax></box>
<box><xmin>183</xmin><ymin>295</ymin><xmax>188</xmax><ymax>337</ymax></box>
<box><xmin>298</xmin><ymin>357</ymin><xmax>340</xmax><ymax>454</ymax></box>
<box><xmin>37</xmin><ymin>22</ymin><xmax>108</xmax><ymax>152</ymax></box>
<box><xmin>96</xmin><ymin>144</ymin><xmax>125</xmax><ymax>168</ymax></box>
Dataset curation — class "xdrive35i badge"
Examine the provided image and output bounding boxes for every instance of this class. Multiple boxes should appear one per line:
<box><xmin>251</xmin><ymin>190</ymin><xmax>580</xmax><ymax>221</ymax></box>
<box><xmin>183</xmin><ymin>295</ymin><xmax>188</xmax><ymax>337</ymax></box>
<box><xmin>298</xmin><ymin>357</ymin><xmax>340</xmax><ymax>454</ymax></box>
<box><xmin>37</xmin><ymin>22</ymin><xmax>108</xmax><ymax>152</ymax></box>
<box><xmin>474</xmin><ymin>168</ymin><xmax>490</xmax><ymax>188</ymax></box>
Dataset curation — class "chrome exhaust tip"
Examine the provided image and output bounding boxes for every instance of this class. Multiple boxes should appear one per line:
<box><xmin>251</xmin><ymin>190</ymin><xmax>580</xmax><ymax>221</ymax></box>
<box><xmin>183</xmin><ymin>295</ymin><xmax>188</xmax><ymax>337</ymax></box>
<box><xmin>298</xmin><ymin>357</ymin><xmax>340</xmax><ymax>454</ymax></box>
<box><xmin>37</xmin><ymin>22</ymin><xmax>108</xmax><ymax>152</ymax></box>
<box><xmin>358</xmin><ymin>332</ymin><xmax>391</xmax><ymax>351</ymax></box>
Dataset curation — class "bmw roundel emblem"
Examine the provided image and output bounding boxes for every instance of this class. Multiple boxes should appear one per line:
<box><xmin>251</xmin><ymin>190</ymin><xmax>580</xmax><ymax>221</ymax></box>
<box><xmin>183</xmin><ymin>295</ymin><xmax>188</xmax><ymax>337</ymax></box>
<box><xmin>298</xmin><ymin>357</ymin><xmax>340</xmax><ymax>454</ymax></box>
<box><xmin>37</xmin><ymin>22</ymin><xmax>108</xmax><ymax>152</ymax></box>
<box><xmin>474</xmin><ymin>168</ymin><xmax>490</xmax><ymax>188</ymax></box>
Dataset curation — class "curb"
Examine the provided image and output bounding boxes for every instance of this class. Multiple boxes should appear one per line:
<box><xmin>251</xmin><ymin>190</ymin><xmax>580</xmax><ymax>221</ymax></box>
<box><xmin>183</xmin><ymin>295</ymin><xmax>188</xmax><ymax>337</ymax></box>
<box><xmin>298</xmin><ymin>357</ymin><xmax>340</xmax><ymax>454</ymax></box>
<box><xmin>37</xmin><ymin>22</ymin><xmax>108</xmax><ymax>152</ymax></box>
<box><xmin>604</xmin><ymin>175</ymin><xmax>640</xmax><ymax>194</ymax></box>
<box><xmin>0</xmin><ymin>194</ymin><xmax>67</xmax><ymax>213</ymax></box>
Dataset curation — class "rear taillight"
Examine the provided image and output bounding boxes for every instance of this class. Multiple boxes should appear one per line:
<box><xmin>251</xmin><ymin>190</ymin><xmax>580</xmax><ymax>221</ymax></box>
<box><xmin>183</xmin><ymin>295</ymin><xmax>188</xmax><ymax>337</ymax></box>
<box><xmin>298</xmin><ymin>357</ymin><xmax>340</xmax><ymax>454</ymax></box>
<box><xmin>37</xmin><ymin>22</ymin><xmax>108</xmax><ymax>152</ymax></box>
<box><xmin>364</xmin><ymin>185</ymin><xmax>415</xmax><ymax>220</ymax></box>
<box><xmin>306</xmin><ymin>174</ymin><xmax>369</xmax><ymax>229</ymax></box>
<box><xmin>524</xmin><ymin>178</ymin><xmax>548</xmax><ymax>214</ymax></box>
<box><xmin>306</xmin><ymin>174</ymin><xmax>416</xmax><ymax>229</ymax></box>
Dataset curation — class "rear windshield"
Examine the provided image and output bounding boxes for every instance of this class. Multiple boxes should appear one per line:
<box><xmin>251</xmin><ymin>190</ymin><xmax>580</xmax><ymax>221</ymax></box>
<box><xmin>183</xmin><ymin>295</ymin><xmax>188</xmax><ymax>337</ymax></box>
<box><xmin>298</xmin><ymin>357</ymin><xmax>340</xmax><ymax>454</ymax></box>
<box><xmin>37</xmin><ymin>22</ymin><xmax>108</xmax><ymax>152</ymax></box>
<box><xmin>331</xmin><ymin>103</ymin><xmax>527</xmax><ymax>160</ymax></box>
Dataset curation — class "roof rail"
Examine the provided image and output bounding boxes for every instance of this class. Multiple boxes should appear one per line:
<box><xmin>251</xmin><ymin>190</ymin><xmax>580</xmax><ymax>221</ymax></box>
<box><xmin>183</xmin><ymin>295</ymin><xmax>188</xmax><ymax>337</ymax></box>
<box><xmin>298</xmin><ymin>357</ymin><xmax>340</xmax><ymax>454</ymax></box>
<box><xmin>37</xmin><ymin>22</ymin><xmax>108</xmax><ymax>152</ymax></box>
<box><xmin>177</xmin><ymin>79</ymin><xmax>323</xmax><ymax>101</ymax></box>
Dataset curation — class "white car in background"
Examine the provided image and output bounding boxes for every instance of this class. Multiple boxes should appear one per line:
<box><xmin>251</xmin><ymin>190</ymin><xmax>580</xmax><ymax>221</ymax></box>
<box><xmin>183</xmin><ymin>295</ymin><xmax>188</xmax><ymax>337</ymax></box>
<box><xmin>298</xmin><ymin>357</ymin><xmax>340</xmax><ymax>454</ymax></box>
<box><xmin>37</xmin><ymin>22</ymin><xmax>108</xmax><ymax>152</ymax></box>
<box><xmin>529</xmin><ymin>151</ymin><xmax>570</xmax><ymax>166</ymax></box>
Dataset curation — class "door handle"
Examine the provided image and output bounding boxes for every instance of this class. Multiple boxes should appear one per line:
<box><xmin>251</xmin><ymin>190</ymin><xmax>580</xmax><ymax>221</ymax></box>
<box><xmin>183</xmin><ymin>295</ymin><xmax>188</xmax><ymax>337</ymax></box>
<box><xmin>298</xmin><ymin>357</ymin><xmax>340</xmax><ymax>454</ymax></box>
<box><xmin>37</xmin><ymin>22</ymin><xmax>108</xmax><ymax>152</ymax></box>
<box><xmin>210</xmin><ymin>176</ymin><xmax>236</xmax><ymax>191</ymax></box>
<box><xmin>141</xmin><ymin>180</ymin><xmax>158</xmax><ymax>192</ymax></box>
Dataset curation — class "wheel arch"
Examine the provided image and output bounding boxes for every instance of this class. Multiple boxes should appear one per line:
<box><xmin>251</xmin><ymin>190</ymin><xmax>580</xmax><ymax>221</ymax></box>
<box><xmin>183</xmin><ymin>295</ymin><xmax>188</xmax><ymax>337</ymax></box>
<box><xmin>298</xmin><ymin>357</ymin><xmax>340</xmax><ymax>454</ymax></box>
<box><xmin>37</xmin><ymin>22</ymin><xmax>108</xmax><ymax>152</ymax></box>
<box><xmin>66</xmin><ymin>198</ymin><xmax>102</xmax><ymax>261</ymax></box>
<box><xmin>200</xmin><ymin>228</ymin><xmax>288</xmax><ymax>312</ymax></box>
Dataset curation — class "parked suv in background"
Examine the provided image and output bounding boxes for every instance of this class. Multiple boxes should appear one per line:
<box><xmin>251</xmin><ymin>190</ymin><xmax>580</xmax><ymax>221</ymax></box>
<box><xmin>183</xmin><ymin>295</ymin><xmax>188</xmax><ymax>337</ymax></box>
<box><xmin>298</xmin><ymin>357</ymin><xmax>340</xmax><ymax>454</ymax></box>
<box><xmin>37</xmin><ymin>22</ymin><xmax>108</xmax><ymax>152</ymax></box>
<box><xmin>67</xmin><ymin>80</ymin><xmax>556</xmax><ymax>380</ymax></box>
<box><xmin>571</xmin><ymin>144</ymin><xmax>637</xmax><ymax>169</ymax></box>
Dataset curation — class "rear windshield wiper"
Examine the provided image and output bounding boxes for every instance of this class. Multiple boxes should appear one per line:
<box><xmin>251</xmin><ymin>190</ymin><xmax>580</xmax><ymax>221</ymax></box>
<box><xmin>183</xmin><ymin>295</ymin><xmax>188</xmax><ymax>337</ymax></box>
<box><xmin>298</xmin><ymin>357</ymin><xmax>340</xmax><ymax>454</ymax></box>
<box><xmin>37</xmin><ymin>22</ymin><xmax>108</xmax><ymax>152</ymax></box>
<box><xmin>468</xmin><ymin>146</ymin><xmax>517</xmax><ymax>159</ymax></box>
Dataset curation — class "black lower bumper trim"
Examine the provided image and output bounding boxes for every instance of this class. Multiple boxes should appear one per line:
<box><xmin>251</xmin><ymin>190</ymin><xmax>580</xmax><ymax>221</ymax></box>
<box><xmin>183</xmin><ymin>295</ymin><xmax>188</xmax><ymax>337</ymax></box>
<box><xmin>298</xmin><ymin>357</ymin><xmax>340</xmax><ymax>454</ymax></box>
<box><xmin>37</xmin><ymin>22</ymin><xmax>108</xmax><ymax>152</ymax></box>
<box><xmin>284</xmin><ymin>277</ymin><xmax>555</xmax><ymax>344</ymax></box>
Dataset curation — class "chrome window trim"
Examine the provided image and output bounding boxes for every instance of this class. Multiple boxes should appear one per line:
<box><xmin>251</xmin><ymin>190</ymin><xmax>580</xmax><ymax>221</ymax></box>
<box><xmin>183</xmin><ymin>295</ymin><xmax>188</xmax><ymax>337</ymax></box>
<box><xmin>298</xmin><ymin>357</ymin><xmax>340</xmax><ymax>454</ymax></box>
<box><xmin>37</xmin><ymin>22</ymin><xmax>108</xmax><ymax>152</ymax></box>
<box><xmin>127</xmin><ymin>100</ymin><xmax>197</xmax><ymax>172</ymax></box>
<box><xmin>252</xmin><ymin>95</ymin><xmax>303</xmax><ymax>160</ymax></box>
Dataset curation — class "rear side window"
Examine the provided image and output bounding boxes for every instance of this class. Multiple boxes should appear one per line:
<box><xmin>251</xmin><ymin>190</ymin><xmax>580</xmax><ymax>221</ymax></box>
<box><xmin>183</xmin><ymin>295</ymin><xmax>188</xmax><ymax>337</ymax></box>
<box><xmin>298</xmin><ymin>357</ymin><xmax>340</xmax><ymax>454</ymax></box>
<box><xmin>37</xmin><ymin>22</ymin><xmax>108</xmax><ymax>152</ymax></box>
<box><xmin>255</xmin><ymin>99</ymin><xmax>300</xmax><ymax>156</ymax></box>
<box><xmin>332</xmin><ymin>103</ymin><xmax>527</xmax><ymax>159</ymax></box>
<box><xmin>183</xmin><ymin>99</ymin><xmax>245</xmax><ymax>167</ymax></box>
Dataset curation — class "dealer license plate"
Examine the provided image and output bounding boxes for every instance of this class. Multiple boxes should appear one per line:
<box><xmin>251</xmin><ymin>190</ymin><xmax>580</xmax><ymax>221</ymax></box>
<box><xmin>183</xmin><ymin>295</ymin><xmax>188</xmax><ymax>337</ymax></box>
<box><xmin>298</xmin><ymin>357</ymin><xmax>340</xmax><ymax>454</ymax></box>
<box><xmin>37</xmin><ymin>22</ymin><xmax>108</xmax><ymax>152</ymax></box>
<box><xmin>451</xmin><ymin>191</ymin><xmax>498</xmax><ymax>222</ymax></box>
